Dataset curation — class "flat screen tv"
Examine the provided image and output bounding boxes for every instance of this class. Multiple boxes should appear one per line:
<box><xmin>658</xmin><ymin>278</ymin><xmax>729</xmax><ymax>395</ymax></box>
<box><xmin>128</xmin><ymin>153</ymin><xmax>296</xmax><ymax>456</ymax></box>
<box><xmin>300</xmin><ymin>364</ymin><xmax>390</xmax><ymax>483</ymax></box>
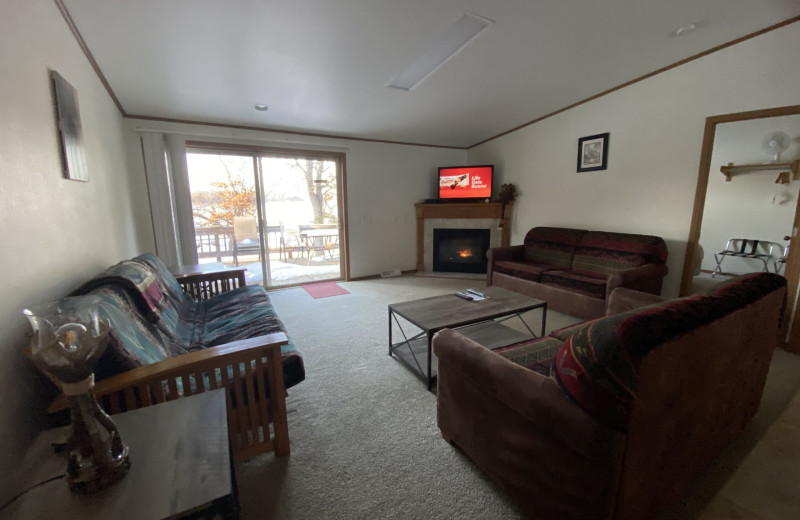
<box><xmin>438</xmin><ymin>165</ymin><xmax>493</xmax><ymax>201</ymax></box>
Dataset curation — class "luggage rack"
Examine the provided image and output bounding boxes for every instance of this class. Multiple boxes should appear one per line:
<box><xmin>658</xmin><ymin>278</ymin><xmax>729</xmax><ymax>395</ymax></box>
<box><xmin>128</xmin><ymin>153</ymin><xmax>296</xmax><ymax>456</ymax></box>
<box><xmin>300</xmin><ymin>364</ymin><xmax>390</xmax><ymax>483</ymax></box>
<box><xmin>712</xmin><ymin>238</ymin><xmax>781</xmax><ymax>277</ymax></box>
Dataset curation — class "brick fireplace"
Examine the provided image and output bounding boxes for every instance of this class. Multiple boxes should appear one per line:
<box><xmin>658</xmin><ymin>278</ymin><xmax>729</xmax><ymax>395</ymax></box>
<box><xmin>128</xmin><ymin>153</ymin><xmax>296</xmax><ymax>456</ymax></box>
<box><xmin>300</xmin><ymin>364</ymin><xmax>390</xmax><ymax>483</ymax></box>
<box><xmin>415</xmin><ymin>202</ymin><xmax>512</xmax><ymax>273</ymax></box>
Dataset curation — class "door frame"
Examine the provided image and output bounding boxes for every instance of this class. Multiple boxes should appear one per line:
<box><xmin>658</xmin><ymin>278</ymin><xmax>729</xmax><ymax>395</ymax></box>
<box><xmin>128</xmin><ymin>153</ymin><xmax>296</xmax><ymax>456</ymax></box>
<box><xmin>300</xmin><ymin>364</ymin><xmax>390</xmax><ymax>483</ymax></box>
<box><xmin>679</xmin><ymin>104</ymin><xmax>800</xmax><ymax>351</ymax></box>
<box><xmin>184</xmin><ymin>141</ymin><xmax>350</xmax><ymax>285</ymax></box>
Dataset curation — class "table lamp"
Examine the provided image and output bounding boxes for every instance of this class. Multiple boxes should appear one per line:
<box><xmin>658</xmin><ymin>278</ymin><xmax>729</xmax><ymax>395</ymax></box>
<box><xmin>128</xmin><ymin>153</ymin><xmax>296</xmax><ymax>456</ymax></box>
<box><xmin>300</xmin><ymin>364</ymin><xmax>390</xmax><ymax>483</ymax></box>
<box><xmin>23</xmin><ymin>296</ymin><xmax>130</xmax><ymax>494</ymax></box>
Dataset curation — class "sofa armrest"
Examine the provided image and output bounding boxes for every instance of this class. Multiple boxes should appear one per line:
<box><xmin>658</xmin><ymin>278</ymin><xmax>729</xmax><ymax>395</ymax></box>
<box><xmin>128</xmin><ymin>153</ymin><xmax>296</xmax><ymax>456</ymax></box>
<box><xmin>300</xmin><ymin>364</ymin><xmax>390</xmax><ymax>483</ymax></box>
<box><xmin>433</xmin><ymin>328</ymin><xmax>620</xmax><ymax>449</ymax></box>
<box><xmin>176</xmin><ymin>268</ymin><xmax>247</xmax><ymax>301</ymax></box>
<box><xmin>48</xmin><ymin>332</ymin><xmax>290</xmax><ymax>458</ymax></box>
<box><xmin>433</xmin><ymin>328</ymin><xmax>625</xmax><ymax>517</ymax></box>
<box><xmin>486</xmin><ymin>245</ymin><xmax>524</xmax><ymax>284</ymax></box>
<box><xmin>605</xmin><ymin>263</ymin><xmax>668</xmax><ymax>298</ymax></box>
<box><xmin>606</xmin><ymin>287</ymin><xmax>667</xmax><ymax>316</ymax></box>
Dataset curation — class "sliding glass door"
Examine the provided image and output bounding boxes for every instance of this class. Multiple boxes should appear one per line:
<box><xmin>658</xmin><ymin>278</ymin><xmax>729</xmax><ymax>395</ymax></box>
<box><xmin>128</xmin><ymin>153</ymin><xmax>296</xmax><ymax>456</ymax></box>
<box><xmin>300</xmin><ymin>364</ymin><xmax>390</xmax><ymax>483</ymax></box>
<box><xmin>185</xmin><ymin>146</ymin><xmax>345</xmax><ymax>287</ymax></box>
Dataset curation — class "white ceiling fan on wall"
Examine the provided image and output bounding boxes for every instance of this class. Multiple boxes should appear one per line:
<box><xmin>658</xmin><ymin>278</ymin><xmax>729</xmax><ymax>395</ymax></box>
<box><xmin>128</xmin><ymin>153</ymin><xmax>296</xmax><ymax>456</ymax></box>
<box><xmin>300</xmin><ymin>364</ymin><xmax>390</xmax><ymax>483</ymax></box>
<box><xmin>762</xmin><ymin>131</ymin><xmax>792</xmax><ymax>161</ymax></box>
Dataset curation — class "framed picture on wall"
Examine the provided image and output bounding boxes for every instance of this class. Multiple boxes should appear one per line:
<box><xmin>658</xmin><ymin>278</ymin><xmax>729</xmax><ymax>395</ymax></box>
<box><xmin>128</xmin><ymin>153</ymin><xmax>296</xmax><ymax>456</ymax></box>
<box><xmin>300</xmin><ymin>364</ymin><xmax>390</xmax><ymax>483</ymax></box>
<box><xmin>50</xmin><ymin>70</ymin><xmax>89</xmax><ymax>181</ymax></box>
<box><xmin>577</xmin><ymin>132</ymin><xmax>609</xmax><ymax>172</ymax></box>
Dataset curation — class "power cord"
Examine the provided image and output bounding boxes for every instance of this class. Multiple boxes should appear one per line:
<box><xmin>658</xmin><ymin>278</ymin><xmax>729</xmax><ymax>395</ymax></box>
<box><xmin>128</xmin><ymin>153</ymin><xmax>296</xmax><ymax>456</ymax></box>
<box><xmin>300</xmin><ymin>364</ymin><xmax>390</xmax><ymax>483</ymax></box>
<box><xmin>0</xmin><ymin>474</ymin><xmax>65</xmax><ymax>512</ymax></box>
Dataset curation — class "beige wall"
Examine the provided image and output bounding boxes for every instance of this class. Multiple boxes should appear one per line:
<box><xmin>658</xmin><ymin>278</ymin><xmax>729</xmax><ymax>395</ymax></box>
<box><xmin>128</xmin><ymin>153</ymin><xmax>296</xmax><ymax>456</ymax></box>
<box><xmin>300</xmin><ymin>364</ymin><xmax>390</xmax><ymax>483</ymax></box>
<box><xmin>467</xmin><ymin>23</ymin><xmax>800</xmax><ymax>297</ymax></box>
<box><xmin>121</xmin><ymin>120</ymin><xmax>466</xmax><ymax>278</ymax></box>
<box><xmin>0</xmin><ymin>0</ymin><xmax>152</xmax><ymax>497</ymax></box>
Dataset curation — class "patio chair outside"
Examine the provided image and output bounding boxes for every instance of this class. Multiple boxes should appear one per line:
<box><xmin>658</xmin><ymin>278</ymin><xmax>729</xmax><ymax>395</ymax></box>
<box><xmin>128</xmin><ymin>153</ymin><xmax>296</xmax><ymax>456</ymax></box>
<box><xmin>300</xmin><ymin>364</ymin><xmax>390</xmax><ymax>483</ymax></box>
<box><xmin>232</xmin><ymin>216</ymin><xmax>261</xmax><ymax>267</ymax></box>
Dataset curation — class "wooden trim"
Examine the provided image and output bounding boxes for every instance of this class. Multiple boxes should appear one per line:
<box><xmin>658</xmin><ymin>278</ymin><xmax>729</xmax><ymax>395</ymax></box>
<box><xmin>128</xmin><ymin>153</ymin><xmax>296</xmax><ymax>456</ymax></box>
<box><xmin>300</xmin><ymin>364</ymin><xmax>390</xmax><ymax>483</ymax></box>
<box><xmin>468</xmin><ymin>16</ymin><xmax>800</xmax><ymax>149</ymax></box>
<box><xmin>184</xmin><ymin>141</ymin><xmax>351</xmax><ymax>284</ymax></box>
<box><xmin>679</xmin><ymin>116</ymin><xmax>718</xmax><ymax>297</ymax></box>
<box><xmin>133</xmin><ymin>115</ymin><xmax>465</xmax><ymax>150</ymax></box>
<box><xmin>55</xmin><ymin>0</ymin><xmax>800</xmax><ymax>152</ymax></box>
<box><xmin>44</xmin><ymin>332</ymin><xmax>291</xmax><ymax>459</ymax></box>
<box><xmin>679</xmin><ymin>104</ymin><xmax>800</xmax><ymax>352</ymax></box>
<box><xmin>53</xmin><ymin>0</ymin><xmax>126</xmax><ymax>116</ymax></box>
<box><xmin>784</xmin><ymin>201</ymin><xmax>800</xmax><ymax>353</ymax></box>
<box><xmin>56</xmin><ymin>0</ymin><xmax>799</xmax><ymax>152</ymax></box>
<box><xmin>338</xmin><ymin>154</ymin><xmax>351</xmax><ymax>281</ymax></box>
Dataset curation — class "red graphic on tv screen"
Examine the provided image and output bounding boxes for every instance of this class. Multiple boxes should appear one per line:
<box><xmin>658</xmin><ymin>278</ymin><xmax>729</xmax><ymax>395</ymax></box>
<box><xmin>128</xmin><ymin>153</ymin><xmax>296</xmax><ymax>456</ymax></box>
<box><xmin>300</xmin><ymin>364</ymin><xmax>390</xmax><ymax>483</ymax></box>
<box><xmin>438</xmin><ymin>166</ymin><xmax>492</xmax><ymax>199</ymax></box>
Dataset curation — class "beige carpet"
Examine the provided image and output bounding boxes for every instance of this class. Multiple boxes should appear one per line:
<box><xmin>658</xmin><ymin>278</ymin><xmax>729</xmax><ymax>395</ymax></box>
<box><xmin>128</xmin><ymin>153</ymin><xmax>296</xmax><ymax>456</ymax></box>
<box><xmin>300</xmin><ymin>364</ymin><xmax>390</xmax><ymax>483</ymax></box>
<box><xmin>234</xmin><ymin>275</ymin><xmax>800</xmax><ymax>519</ymax></box>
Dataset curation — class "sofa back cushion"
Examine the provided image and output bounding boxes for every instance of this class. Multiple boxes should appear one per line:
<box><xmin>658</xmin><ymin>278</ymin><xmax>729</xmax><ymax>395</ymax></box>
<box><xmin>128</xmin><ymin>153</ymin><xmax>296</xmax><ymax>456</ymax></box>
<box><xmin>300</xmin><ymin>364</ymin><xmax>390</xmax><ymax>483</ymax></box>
<box><xmin>553</xmin><ymin>272</ymin><xmax>786</xmax><ymax>431</ymax></box>
<box><xmin>571</xmin><ymin>231</ymin><xmax>668</xmax><ymax>277</ymax></box>
<box><xmin>132</xmin><ymin>253</ymin><xmax>195</xmax><ymax>333</ymax></box>
<box><xmin>523</xmin><ymin>227</ymin><xmax>587</xmax><ymax>268</ymax></box>
<box><xmin>73</xmin><ymin>260</ymin><xmax>166</xmax><ymax>322</ymax></box>
<box><xmin>88</xmin><ymin>285</ymin><xmax>186</xmax><ymax>380</ymax></box>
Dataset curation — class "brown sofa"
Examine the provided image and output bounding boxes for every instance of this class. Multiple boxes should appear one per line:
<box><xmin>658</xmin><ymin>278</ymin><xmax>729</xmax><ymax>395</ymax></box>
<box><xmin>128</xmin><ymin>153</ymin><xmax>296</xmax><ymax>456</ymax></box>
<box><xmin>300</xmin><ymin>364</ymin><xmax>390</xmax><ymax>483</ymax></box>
<box><xmin>487</xmin><ymin>227</ymin><xmax>669</xmax><ymax>320</ymax></box>
<box><xmin>433</xmin><ymin>272</ymin><xmax>786</xmax><ymax>520</ymax></box>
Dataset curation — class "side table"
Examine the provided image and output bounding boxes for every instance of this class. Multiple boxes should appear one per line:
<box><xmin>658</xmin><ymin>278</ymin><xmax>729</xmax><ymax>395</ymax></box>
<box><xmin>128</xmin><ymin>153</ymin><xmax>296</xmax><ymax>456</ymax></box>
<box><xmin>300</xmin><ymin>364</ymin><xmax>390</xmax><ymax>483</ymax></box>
<box><xmin>4</xmin><ymin>389</ymin><xmax>238</xmax><ymax>519</ymax></box>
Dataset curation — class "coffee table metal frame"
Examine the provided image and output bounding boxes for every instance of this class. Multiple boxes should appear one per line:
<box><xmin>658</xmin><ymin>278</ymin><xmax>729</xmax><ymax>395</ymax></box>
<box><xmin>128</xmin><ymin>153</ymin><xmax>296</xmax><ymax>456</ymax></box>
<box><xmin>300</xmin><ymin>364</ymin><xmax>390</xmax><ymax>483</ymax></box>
<box><xmin>388</xmin><ymin>288</ymin><xmax>547</xmax><ymax>390</ymax></box>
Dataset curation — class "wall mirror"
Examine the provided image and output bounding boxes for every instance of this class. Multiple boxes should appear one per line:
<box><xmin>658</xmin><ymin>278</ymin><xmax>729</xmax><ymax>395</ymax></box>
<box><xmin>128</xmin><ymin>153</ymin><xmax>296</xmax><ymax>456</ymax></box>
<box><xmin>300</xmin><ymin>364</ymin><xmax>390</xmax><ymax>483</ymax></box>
<box><xmin>681</xmin><ymin>105</ymin><xmax>800</xmax><ymax>351</ymax></box>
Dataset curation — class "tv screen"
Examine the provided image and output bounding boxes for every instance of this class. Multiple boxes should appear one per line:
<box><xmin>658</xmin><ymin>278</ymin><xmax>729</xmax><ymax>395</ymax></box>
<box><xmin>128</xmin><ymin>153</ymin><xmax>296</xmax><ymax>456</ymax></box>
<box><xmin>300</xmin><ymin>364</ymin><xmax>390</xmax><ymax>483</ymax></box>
<box><xmin>438</xmin><ymin>165</ymin><xmax>493</xmax><ymax>200</ymax></box>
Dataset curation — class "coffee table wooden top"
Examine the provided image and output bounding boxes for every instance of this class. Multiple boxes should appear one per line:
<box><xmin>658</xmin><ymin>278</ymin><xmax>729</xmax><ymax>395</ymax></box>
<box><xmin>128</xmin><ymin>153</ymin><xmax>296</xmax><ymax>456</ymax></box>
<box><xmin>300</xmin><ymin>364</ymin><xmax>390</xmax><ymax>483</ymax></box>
<box><xmin>389</xmin><ymin>286</ymin><xmax>545</xmax><ymax>332</ymax></box>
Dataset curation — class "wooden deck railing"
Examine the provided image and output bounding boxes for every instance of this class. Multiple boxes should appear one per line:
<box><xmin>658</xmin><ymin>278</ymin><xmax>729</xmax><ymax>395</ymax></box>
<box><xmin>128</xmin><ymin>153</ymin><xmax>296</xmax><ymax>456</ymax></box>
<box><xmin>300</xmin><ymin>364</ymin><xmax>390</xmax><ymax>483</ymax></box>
<box><xmin>194</xmin><ymin>226</ymin><xmax>286</xmax><ymax>262</ymax></box>
<box><xmin>196</xmin><ymin>226</ymin><xmax>234</xmax><ymax>261</ymax></box>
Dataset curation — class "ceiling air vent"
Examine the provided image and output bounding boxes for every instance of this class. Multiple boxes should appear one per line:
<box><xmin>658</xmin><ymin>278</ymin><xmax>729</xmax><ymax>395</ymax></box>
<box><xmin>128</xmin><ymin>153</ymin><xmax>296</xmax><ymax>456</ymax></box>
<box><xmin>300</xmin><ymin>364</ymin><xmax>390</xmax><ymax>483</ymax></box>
<box><xmin>387</xmin><ymin>12</ymin><xmax>492</xmax><ymax>91</ymax></box>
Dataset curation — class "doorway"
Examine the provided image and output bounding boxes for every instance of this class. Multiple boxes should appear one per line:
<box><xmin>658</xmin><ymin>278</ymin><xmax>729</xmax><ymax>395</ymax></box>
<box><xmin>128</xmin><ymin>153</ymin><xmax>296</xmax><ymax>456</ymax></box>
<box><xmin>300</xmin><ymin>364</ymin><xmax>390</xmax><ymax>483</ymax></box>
<box><xmin>185</xmin><ymin>145</ymin><xmax>347</xmax><ymax>288</ymax></box>
<box><xmin>681</xmin><ymin>105</ymin><xmax>800</xmax><ymax>351</ymax></box>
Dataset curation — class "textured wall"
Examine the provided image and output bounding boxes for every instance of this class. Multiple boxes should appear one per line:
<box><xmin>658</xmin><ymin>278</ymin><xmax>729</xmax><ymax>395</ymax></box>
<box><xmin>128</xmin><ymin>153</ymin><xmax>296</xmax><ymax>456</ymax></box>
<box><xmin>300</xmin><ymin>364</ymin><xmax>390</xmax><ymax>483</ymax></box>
<box><xmin>0</xmin><ymin>0</ymin><xmax>152</xmax><ymax>499</ymax></box>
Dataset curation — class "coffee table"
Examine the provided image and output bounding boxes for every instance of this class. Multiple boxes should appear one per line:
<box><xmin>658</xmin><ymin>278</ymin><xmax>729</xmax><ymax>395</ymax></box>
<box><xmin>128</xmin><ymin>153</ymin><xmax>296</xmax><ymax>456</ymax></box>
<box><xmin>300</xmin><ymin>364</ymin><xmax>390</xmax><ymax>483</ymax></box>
<box><xmin>389</xmin><ymin>286</ymin><xmax>547</xmax><ymax>390</ymax></box>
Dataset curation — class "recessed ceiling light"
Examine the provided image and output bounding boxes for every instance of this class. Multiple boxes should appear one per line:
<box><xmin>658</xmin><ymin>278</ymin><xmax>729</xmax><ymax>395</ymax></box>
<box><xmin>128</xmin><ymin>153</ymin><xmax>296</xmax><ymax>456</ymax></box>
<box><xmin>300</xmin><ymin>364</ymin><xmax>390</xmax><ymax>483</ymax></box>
<box><xmin>388</xmin><ymin>12</ymin><xmax>493</xmax><ymax>91</ymax></box>
<box><xmin>254</xmin><ymin>104</ymin><xmax>269</xmax><ymax>111</ymax></box>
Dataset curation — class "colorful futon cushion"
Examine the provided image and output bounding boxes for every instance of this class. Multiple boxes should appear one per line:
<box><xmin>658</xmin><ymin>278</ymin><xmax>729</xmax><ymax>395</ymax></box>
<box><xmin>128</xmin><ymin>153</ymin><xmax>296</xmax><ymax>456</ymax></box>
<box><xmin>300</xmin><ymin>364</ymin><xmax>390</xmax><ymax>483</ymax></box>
<box><xmin>75</xmin><ymin>253</ymin><xmax>306</xmax><ymax>390</ymax></box>
<box><xmin>74</xmin><ymin>260</ymin><xmax>165</xmax><ymax>322</ymax></box>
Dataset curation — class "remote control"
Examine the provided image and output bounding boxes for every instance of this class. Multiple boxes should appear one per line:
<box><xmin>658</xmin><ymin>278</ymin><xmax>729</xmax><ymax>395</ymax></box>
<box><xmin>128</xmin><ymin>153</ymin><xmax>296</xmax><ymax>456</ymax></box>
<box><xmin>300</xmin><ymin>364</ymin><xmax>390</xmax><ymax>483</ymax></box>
<box><xmin>455</xmin><ymin>292</ymin><xmax>474</xmax><ymax>301</ymax></box>
<box><xmin>466</xmin><ymin>289</ymin><xmax>485</xmax><ymax>298</ymax></box>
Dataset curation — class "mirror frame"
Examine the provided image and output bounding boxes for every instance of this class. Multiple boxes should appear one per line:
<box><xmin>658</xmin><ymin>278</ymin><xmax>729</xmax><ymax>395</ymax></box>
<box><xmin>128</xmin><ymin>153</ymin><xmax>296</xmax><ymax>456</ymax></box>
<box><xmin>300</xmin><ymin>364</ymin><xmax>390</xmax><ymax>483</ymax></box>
<box><xmin>680</xmin><ymin>104</ymin><xmax>800</xmax><ymax>350</ymax></box>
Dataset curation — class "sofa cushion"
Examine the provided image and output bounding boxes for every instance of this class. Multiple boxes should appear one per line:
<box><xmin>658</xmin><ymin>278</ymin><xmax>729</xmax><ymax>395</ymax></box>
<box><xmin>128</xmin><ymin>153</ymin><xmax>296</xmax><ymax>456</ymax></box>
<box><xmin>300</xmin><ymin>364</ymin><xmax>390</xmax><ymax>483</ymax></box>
<box><xmin>90</xmin><ymin>286</ymin><xmax>184</xmax><ymax>380</ymax></box>
<box><xmin>194</xmin><ymin>285</ymin><xmax>288</xmax><ymax>348</ymax></box>
<box><xmin>133</xmin><ymin>253</ymin><xmax>194</xmax><ymax>333</ymax></box>
<box><xmin>553</xmin><ymin>271</ymin><xmax>787</xmax><ymax>431</ymax></box>
<box><xmin>549</xmin><ymin>319</ymin><xmax>597</xmax><ymax>342</ymax></box>
<box><xmin>493</xmin><ymin>260</ymin><xmax>560</xmax><ymax>282</ymax></box>
<box><xmin>74</xmin><ymin>260</ymin><xmax>165</xmax><ymax>322</ymax></box>
<box><xmin>523</xmin><ymin>227</ymin><xmax>587</xmax><ymax>268</ymax></box>
<box><xmin>540</xmin><ymin>270</ymin><xmax>608</xmax><ymax>299</ymax></box>
<box><xmin>494</xmin><ymin>336</ymin><xmax>563</xmax><ymax>374</ymax></box>
<box><xmin>571</xmin><ymin>231</ymin><xmax>668</xmax><ymax>277</ymax></box>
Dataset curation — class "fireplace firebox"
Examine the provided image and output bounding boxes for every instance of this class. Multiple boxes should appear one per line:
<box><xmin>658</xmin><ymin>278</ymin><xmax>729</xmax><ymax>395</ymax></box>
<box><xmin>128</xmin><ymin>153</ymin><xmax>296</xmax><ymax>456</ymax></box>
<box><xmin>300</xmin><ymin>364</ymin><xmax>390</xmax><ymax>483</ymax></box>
<box><xmin>433</xmin><ymin>228</ymin><xmax>491</xmax><ymax>274</ymax></box>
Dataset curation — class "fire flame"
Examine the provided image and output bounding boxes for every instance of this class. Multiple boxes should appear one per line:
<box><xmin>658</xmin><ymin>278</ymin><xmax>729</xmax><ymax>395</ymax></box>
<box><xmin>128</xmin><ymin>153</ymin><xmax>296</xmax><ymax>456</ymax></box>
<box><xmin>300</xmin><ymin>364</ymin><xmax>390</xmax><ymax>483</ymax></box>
<box><xmin>458</xmin><ymin>249</ymin><xmax>473</xmax><ymax>258</ymax></box>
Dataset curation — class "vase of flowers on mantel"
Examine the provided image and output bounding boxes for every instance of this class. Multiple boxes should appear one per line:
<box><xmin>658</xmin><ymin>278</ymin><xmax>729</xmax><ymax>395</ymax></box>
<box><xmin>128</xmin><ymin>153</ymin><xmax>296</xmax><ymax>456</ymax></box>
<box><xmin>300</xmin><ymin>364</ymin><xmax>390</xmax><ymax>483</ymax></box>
<box><xmin>496</xmin><ymin>183</ymin><xmax>517</xmax><ymax>228</ymax></box>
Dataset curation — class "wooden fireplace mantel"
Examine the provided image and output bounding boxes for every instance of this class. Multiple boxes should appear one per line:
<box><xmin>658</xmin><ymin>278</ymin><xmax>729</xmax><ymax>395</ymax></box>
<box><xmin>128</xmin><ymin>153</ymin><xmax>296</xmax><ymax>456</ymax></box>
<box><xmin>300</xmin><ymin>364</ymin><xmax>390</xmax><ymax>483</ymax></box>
<box><xmin>415</xmin><ymin>202</ymin><xmax>512</xmax><ymax>272</ymax></box>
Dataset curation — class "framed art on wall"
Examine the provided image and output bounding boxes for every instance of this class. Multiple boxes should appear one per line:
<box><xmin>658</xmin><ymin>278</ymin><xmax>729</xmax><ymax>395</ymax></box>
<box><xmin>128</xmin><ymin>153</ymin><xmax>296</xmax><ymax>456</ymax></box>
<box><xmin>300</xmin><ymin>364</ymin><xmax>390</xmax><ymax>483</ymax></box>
<box><xmin>577</xmin><ymin>132</ymin><xmax>609</xmax><ymax>172</ymax></box>
<box><xmin>51</xmin><ymin>70</ymin><xmax>89</xmax><ymax>181</ymax></box>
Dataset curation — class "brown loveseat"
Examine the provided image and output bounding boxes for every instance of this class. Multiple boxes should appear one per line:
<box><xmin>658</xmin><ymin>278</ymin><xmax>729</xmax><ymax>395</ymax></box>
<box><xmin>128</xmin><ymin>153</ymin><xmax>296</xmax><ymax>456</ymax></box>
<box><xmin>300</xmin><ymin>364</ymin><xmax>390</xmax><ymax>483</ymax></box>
<box><xmin>433</xmin><ymin>272</ymin><xmax>786</xmax><ymax>520</ymax></box>
<box><xmin>487</xmin><ymin>227</ymin><xmax>668</xmax><ymax>320</ymax></box>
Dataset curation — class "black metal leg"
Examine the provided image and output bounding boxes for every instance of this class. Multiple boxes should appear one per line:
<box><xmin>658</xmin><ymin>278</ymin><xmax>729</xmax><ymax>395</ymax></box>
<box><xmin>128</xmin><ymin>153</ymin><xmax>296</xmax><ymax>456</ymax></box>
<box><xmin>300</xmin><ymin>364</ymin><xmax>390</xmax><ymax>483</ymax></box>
<box><xmin>541</xmin><ymin>303</ymin><xmax>547</xmax><ymax>337</ymax></box>
<box><xmin>427</xmin><ymin>332</ymin><xmax>433</xmax><ymax>391</ymax></box>
<box><xmin>388</xmin><ymin>308</ymin><xmax>392</xmax><ymax>356</ymax></box>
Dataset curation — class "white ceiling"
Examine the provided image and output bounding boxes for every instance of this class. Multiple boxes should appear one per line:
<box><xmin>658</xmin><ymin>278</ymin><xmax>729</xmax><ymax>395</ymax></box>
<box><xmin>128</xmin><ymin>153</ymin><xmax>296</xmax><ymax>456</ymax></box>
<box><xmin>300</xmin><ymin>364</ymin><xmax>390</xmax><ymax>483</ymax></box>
<box><xmin>62</xmin><ymin>0</ymin><xmax>800</xmax><ymax>148</ymax></box>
